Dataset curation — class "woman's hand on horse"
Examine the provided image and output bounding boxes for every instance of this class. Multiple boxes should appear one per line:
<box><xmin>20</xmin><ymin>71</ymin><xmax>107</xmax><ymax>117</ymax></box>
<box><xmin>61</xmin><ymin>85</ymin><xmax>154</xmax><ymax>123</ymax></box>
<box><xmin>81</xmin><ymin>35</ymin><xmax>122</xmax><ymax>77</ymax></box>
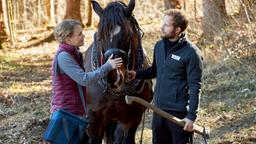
<box><xmin>106</xmin><ymin>54</ymin><xmax>123</xmax><ymax>69</ymax></box>
<box><xmin>126</xmin><ymin>70</ymin><xmax>136</xmax><ymax>81</ymax></box>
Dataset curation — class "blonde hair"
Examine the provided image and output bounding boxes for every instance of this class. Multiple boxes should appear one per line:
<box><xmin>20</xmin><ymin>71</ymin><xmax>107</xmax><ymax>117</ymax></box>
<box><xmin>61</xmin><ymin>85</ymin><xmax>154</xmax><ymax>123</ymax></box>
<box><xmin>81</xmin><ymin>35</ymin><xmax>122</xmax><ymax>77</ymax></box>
<box><xmin>164</xmin><ymin>9</ymin><xmax>188</xmax><ymax>33</ymax></box>
<box><xmin>53</xmin><ymin>19</ymin><xmax>81</xmax><ymax>43</ymax></box>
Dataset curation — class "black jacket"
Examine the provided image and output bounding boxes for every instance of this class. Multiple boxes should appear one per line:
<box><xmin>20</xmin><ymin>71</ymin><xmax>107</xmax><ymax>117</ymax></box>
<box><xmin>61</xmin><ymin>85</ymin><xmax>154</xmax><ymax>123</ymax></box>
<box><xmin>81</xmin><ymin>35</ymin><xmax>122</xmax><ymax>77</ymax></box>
<box><xmin>137</xmin><ymin>34</ymin><xmax>203</xmax><ymax>121</ymax></box>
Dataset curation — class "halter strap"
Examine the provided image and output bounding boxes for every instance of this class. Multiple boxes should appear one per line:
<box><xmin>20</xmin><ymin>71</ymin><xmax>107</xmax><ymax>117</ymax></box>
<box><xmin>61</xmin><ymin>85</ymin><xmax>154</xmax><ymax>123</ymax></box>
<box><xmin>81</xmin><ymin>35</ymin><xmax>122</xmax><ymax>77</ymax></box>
<box><xmin>104</xmin><ymin>48</ymin><xmax>128</xmax><ymax>63</ymax></box>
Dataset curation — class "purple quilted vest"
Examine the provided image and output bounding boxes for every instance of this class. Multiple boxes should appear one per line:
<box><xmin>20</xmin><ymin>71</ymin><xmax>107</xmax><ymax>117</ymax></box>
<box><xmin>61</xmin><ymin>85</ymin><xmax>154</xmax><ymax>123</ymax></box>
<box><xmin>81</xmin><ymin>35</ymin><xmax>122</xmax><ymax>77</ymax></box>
<box><xmin>50</xmin><ymin>43</ymin><xmax>86</xmax><ymax>115</ymax></box>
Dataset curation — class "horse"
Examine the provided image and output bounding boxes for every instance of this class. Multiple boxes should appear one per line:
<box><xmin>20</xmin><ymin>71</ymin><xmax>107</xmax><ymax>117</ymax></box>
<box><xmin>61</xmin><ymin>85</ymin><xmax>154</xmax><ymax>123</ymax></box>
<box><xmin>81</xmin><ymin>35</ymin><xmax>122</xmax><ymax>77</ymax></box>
<box><xmin>83</xmin><ymin>0</ymin><xmax>153</xmax><ymax>143</ymax></box>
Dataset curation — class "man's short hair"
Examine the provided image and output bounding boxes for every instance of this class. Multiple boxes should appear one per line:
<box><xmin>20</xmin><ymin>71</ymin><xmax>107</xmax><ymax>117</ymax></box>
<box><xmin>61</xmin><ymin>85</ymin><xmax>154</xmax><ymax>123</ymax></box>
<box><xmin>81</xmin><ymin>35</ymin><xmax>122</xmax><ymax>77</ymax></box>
<box><xmin>164</xmin><ymin>9</ymin><xmax>188</xmax><ymax>33</ymax></box>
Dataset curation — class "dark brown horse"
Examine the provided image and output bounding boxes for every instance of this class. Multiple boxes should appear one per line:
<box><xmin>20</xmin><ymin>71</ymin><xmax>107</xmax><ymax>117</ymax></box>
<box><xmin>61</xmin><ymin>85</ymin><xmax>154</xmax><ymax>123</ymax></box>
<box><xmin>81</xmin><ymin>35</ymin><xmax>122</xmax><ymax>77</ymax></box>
<box><xmin>83</xmin><ymin>0</ymin><xmax>153</xmax><ymax>143</ymax></box>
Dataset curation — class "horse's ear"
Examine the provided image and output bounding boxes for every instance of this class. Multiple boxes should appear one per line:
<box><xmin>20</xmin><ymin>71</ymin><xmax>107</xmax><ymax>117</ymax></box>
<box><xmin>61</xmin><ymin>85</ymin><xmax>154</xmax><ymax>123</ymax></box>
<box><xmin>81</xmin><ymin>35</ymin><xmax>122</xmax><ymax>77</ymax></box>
<box><xmin>92</xmin><ymin>0</ymin><xmax>103</xmax><ymax>17</ymax></box>
<box><xmin>124</xmin><ymin>0</ymin><xmax>135</xmax><ymax>17</ymax></box>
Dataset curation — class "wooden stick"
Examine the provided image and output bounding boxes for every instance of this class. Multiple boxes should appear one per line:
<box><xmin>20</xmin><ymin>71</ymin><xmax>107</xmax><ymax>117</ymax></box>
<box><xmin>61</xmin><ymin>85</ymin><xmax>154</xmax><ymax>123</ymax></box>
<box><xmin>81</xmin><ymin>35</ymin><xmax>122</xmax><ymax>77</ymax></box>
<box><xmin>125</xmin><ymin>95</ymin><xmax>209</xmax><ymax>139</ymax></box>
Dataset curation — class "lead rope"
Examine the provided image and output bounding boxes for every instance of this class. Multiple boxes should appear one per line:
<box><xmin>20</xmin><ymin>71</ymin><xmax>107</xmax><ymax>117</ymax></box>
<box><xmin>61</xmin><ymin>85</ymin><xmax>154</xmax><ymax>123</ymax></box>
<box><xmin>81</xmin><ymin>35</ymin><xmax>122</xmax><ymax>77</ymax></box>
<box><xmin>139</xmin><ymin>108</ymin><xmax>147</xmax><ymax>144</ymax></box>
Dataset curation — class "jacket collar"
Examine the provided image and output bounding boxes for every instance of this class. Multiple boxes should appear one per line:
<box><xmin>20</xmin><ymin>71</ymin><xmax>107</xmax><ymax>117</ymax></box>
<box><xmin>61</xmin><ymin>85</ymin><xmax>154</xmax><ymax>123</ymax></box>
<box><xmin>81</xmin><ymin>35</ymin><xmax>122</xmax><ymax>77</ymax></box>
<box><xmin>163</xmin><ymin>32</ymin><xmax>187</xmax><ymax>52</ymax></box>
<box><xmin>59</xmin><ymin>43</ymin><xmax>79</xmax><ymax>55</ymax></box>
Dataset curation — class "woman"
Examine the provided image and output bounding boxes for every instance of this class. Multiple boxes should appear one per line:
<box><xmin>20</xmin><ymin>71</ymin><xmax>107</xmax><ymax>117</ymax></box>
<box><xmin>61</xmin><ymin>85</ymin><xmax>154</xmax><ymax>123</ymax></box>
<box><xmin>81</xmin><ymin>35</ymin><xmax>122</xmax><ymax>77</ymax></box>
<box><xmin>45</xmin><ymin>19</ymin><xmax>122</xmax><ymax>143</ymax></box>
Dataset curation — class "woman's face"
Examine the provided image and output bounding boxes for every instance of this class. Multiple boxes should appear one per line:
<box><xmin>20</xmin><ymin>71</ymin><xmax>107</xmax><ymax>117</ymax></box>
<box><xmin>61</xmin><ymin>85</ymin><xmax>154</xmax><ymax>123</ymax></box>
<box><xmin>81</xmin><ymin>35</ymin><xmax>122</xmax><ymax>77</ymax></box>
<box><xmin>66</xmin><ymin>25</ymin><xmax>85</xmax><ymax>47</ymax></box>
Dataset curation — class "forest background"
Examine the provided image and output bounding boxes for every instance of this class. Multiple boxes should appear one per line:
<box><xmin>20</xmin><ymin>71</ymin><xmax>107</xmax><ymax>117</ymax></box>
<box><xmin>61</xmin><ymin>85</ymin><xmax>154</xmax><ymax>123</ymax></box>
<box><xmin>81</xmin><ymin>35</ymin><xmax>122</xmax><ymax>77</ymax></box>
<box><xmin>0</xmin><ymin>0</ymin><xmax>255</xmax><ymax>143</ymax></box>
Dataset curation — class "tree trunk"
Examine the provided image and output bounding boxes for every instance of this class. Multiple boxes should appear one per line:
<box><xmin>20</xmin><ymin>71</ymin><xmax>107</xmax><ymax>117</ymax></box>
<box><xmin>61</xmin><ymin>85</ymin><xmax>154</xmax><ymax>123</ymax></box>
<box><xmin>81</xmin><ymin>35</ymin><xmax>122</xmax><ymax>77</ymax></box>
<box><xmin>202</xmin><ymin>0</ymin><xmax>228</xmax><ymax>40</ymax></box>
<box><xmin>44</xmin><ymin>0</ymin><xmax>50</xmax><ymax>25</ymax></box>
<box><xmin>0</xmin><ymin>1</ymin><xmax>3</xmax><ymax>18</ymax></box>
<box><xmin>2</xmin><ymin>0</ymin><xmax>15</xmax><ymax>45</ymax></box>
<box><xmin>64</xmin><ymin>0</ymin><xmax>84</xmax><ymax>27</ymax></box>
<box><xmin>23</xmin><ymin>0</ymin><xmax>27</xmax><ymax>29</ymax></box>
<box><xmin>0</xmin><ymin>0</ymin><xmax>7</xmax><ymax>48</ymax></box>
<box><xmin>86</xmin><ymin>0</ymin><xmax>92</xmax><ymax>27</ymax></box>
<box><xmin>164</xmin><ymin>0</ymin><xmax>182</xmax><ymax>10</ymax></box>
<box><xmin>38</xmin><ymin>0</ymin><xmax>42</xmax><ymax>26</ymax></box>
<box><xmin>194</xmin><ymin>0</ymin><xmax>197</xmax><ymax>18</ymax></box>
<box><xmin>56</xmin><ymin>0</ymin><xmax>65</xmax><ymax>24</ymax></box>
<box><xmin>50</xmin><ymin>0</ymin><xmax>55</xmax><ymax>25</ymax></box>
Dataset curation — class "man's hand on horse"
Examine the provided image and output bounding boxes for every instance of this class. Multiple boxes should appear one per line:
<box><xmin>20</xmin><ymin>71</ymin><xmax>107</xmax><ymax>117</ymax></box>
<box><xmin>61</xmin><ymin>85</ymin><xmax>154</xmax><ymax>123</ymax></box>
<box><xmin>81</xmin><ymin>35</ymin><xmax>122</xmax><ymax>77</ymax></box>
<box><xmin>183</xmin><ymin>118</ymin><xmax>194</xmax><ymax>132</ymax></box>
<box><xmin>107</xmin><ymin>54</ymin><xmax>123</xmax><ymax>69</ymax></box>
<box><xmin>126</xmin><ymin>70</ymin><xmax>136</xmax><ymax>82</ymax></box>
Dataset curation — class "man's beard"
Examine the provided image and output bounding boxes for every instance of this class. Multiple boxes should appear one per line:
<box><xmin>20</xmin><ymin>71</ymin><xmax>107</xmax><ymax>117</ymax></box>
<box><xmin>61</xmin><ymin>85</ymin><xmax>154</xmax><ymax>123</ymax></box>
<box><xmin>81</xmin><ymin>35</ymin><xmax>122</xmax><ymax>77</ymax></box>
<box><xmin>161</xmin><ymin>31</ymin><xmax>176</xmax><ymax>39</ymax></box>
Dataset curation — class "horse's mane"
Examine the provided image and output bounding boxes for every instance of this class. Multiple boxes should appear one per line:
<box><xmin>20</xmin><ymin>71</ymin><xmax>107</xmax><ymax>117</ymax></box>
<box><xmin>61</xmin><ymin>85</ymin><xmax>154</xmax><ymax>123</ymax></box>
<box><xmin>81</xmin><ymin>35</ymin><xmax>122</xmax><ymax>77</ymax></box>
<box><xmin>97</xmin><ymin>1</ymin><xmax>142</xmax><ymax>46</ymax></box>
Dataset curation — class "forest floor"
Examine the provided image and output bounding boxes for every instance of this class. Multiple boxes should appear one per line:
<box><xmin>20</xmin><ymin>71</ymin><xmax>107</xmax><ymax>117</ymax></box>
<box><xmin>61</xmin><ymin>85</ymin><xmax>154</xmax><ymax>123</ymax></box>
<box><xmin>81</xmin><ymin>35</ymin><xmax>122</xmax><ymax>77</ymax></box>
<box><xmin>0</xmin><ymin>20</ymin><xmax>256</xmax><ymax>144</ymax></box>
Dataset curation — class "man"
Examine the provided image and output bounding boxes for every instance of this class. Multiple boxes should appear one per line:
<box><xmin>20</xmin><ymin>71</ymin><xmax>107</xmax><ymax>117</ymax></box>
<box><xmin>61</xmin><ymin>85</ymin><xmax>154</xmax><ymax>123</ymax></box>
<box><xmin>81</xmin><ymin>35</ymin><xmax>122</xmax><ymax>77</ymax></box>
<box><xmin>127</xmin><ymin>9</ymin><xmax>203</xmax><ymax>144</ymax></box>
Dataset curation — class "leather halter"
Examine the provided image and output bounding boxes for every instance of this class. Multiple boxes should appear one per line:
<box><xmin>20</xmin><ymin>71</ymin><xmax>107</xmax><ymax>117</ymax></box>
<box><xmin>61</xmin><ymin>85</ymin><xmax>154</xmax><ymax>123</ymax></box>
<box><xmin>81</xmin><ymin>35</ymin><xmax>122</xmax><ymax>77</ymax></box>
<box><xmin>91</xmin><ymin>31</ymin><xmax>146</xmax><ymax>98</ymax></box>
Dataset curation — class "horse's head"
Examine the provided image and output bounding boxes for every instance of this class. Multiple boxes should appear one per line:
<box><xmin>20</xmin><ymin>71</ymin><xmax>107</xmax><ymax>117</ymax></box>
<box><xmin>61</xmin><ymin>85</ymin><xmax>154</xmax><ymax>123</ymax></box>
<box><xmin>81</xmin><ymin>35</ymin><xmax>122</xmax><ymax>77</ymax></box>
<box><xmin>92</xmin><ymin>0</ymin><xmax>140</xmax><ymax>92</ymax></box>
